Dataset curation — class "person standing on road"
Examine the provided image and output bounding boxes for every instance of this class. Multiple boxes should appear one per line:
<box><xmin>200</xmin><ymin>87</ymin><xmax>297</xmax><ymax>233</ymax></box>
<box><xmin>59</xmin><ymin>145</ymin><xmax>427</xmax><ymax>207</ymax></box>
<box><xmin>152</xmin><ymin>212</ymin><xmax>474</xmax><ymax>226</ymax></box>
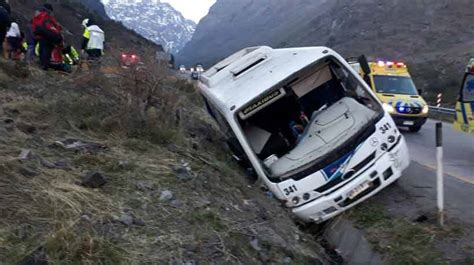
<box><xmin>81</xmin><ymin>18</ymin><xmax>105</xmax><ymax>59</ymax></box>
<box><xmin>32</xmin><ymin>3</ymin><xmax>62</xmax><ymax>70</ymax></box>
<box><xmin>0</xmin><ymin>0</ymin><xmax>10</xmax><ymax>56</ymax></box>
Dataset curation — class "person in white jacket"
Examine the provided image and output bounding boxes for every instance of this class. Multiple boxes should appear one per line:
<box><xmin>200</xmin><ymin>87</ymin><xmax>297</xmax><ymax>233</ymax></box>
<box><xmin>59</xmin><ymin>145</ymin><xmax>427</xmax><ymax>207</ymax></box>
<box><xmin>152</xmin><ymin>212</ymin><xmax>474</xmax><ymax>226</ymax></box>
<box><xmin>6</xmin><ymin>21</ymin><xmax>21</xmax><ymax>59</ymax></box>
<box><xmin>81</xmin><ymin>18</ymin><xmax>105</xmax><ymax>59</ymax></box>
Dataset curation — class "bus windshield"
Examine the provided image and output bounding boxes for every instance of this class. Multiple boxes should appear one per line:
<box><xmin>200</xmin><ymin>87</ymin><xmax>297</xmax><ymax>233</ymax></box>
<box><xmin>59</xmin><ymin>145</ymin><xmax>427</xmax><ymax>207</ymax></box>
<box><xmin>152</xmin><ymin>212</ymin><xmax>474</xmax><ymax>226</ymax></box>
<box><xmin>373</xmin><ymin>75</ymin><xmax>418</xmax><ymax>95</ymax></box>
<box><xmin>462</xmin><ymin>74</ymin><xmax>474</xmax><ymax>102</ymax></box>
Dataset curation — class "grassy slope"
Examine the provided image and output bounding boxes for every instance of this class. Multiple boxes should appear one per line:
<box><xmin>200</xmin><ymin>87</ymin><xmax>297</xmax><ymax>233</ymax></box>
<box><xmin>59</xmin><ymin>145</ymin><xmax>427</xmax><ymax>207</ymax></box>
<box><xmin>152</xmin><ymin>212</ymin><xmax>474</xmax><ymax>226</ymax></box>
<box><xmin>0</xmin><ymin>10</ymin><xmax>328</xmax><ymax>260</ymax></box>
<box><xmin>0</xmin><ymin>59</ymin><xmax>329</xmax><ymax>264</ymax></box>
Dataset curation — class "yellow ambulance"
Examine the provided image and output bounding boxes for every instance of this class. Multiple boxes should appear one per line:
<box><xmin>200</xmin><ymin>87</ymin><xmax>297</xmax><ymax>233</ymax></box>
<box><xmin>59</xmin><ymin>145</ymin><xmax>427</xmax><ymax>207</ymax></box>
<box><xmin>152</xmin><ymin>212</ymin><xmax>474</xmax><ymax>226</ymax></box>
<box><xmin>454</xmin><ymin>59</ymin><xmax>474</xmax><ymax>134</ymax></box>
<box><xmin>350</xmin><ymin>58</ymin><xmax>429</xmax><ymax>132</ymax></box>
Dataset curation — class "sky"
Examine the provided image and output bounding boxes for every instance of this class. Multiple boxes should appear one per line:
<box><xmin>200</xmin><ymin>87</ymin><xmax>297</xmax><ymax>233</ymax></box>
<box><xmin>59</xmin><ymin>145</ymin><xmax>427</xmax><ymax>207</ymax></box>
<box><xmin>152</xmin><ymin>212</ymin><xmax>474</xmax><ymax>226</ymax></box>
<box><xmin>102</xmin><ymin>0</ymin><xmax>216</xmax><ymax>23</ymax></box>
<box><xmin>162</xmin><ymin>0</ymin><xmax>216</xmax><ymax>23</ymax></box>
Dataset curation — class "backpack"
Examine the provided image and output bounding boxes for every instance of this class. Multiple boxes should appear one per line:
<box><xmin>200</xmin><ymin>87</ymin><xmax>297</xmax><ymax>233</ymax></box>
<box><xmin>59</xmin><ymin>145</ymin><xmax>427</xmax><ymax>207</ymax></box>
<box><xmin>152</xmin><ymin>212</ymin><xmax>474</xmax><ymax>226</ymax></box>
<box><xmin>32</xmin><ymin>12</ymin><xmax>62</xmax><ymax>44</ymax></box>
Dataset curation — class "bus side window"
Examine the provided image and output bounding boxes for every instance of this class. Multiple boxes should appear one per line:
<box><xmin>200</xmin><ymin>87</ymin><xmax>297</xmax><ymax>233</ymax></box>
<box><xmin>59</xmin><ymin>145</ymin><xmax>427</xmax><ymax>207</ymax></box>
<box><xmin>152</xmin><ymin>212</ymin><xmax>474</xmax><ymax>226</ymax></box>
<box><xmin>203</xmin><ymin>98</ymin><xmax>217</xmax><ymax>120</ymax></box>
<box><xmin>204</xmin><ymin>98</ymin><xmax>250</xmax><ymax>164</ymax></box>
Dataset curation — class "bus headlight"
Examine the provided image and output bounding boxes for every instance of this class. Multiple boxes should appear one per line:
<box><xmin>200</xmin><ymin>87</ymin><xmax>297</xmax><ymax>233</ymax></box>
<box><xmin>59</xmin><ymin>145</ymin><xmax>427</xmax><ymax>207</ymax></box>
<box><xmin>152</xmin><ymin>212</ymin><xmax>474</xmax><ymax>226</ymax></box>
<box><xmin>292</xmin><ymin>197</ymin><xmax>300</xmax><ymax>205</ymax></box>
<box><xmin>422</xmin><ymin>105</ymin><xmax>429</xmax><ymax>114</ymax></box>
<box><xmin>383</xmin><ymin>103</ymin><xmax>395</xmax><ymax>113</ymax></box>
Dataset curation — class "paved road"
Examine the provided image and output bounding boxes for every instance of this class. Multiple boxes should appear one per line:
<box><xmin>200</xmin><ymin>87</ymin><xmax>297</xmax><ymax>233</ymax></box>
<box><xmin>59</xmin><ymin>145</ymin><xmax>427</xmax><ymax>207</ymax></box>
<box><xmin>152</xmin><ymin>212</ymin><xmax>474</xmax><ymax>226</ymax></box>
<box><xmin>375</xmin><ymin>121</ymin><xmax>474</xmax><ymax>260</ymax></box>
<box><xmin>397</xmin><ymin>119</ymin><xmax>474</xmax><ymax>223</ymax></box>
<box><xmin>403</xmin><ymin>119</ymin><xmax>474</xmax><ymax>184</ymax></box>
<box><xmin>377</xmin><ymin>160</ymin><xmax>474</xmax><ymax>261</ymax></box>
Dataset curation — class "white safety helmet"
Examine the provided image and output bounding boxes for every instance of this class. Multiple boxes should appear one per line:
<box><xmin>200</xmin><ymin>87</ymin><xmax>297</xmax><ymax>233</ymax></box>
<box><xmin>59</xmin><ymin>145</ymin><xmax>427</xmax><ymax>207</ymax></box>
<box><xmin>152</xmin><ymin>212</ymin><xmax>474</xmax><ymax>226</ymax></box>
<box><xmin>82</xmin><ymin>18</ymin><xmax>89</xmax><ymax>28</ymax></box>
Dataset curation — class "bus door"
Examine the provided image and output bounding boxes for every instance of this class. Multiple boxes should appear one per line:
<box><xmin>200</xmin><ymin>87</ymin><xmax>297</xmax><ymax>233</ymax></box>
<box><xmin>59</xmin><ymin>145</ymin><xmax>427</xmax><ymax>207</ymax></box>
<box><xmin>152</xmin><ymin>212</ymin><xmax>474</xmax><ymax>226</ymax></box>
<box><xmin>455</xmin><ymin>73</ymin><xmax>474</xmax><ymax>134</ymax></box>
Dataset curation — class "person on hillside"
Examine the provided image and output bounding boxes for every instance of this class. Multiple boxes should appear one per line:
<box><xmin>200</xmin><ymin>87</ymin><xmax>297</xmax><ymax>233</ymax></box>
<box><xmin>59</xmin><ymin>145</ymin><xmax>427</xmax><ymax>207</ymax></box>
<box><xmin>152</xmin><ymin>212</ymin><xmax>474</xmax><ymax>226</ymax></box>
<box><xmin>0</xmin><ymin>0</ymin><xmax>10</xmax><ymax>55</ymax></box>
<box><xmin>50</xmin><ymin>43</ymin><xmax>71</xmax><ymax>73</ymax></box>
<box><xmin>25</xmin><ymin>7</ymin><xmax>41</xmax><ymax>62</ymax></box>
<box><xmin>81</xmin><ymin>18</ymin><xmax>105</xmax><ymax>59</ymax></box>
<box><xmin>21</xmin><ymin>32</ymin><xmax>28</xmax><ymax>55</ymax></box>
<box><xmin>6</xmin><ymin>21</ymin><xmax>21</xmax><ymax>59</ymax></box>
<box><xmin>62</xmin><ymin>44</ymin><xmax>80</xmax><ymax>65</ymax></box>
<box><xmin>32</xmin><ymin>3</ymin><xmax>62</xmax><ymax>70</ymax></box>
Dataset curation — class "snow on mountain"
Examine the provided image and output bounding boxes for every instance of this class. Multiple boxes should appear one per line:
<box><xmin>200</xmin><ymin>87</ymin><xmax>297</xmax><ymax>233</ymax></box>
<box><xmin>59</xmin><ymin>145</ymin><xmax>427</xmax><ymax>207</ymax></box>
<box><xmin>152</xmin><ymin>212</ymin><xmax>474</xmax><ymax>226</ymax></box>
<box><xmin>104</xmin><ymin>0</ymin><xmax>196</xmax><ymax>53</ymax></box>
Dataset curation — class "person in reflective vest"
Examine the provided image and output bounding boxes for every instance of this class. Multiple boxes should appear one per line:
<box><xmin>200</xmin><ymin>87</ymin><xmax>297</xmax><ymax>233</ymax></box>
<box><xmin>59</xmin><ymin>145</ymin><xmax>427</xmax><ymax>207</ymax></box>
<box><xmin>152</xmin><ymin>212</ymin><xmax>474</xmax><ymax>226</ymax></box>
<box><xmin>34</xmin><ymin>42</ymin><xmax>77</xmax><ymax>66</ymax></box>
<box><xmin>81</xmin><ymin>18</ymin><xmax>104</xmax><ymax>59</ymax></box>
<box><xmin>62</xmin><ymin>44</ymin><xmax>79</xmax><ymax>65</ymax></box>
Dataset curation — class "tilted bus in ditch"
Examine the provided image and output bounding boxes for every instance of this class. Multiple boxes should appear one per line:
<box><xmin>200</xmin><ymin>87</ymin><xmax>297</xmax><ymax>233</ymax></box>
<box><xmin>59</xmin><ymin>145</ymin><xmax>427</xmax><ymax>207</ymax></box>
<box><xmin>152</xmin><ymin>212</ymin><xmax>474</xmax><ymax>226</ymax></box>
<box><xmin>198</xmin><ymin>46</ymin><xmax>410</xmax><ymax>223</ymax></box>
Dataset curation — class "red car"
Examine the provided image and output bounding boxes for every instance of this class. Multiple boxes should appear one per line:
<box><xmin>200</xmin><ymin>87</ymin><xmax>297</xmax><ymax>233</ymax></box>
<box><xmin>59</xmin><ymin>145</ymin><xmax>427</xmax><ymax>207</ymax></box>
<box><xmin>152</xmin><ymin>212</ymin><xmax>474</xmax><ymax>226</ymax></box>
<box><xmin>121</xmin><ymin>53</ymin><xmax>141</xmax><ymax>68</ymax></box>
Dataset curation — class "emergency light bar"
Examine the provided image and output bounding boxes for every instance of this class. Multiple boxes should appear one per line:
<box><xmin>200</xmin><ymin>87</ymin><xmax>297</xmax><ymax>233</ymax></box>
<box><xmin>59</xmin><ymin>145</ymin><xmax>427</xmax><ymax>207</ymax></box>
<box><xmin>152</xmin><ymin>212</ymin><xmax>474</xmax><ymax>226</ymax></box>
<box><xmin>376</xmin><ymin>61</ymin><xmax>407</xmax><ymax>68</ymax></box>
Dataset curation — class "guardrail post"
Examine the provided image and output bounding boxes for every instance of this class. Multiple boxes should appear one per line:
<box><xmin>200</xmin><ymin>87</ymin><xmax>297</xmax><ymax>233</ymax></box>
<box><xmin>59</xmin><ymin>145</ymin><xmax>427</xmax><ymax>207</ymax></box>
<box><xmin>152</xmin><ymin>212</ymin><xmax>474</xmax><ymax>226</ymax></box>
<box><xmin>436</xmin><ymin>122</ymin><xmax>444</xmax><ymax>226</ymax></box>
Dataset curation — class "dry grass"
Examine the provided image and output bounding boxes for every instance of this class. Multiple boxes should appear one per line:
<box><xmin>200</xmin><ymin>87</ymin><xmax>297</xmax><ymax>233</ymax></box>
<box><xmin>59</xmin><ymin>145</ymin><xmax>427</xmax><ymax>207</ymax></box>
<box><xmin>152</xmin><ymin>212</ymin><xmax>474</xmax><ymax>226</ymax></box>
<box><xmin>346</xmin><ymin>201</ymin><xmax>464</xmax><ymax>265</ymax></box>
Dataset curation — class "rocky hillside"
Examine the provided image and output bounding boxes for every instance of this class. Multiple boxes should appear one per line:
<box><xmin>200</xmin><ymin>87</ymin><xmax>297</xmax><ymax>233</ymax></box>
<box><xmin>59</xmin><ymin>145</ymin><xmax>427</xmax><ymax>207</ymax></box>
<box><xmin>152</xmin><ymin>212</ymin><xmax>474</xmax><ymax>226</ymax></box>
<box><xmin>178</xmin><ymin>0</ymin><xmax>474</xmax><ymax>103</ymax></box>
<box><xmin>0</xmin><ymin>1</ymin><xmax>331</xmax><ymax>264</ymax></box>
<box><xmin>76</xmin><ymin>0</ymin><xmax>110</xmax><ymax>19</ymax></box>
<box><xmin>105</xmin><ymin>0</ymin><xmax>196</xmax><ymax>53</ymax></box>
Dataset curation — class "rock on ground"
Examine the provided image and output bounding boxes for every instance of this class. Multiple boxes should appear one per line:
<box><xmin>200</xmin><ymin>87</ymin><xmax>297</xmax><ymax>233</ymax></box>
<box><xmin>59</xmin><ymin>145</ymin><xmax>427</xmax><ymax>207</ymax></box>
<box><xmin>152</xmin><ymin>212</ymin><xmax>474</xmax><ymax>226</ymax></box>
<box><xmin>81</xmin><ymin>171</ymin><xmax>107</xmax><ymax>188</ymax></box>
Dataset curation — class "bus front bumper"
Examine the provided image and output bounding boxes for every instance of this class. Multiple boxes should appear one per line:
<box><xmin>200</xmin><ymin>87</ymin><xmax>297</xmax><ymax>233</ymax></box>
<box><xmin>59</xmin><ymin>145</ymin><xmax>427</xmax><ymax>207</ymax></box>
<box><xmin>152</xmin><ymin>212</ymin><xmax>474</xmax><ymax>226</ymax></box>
<box><xmin>292</xmin><ymin>137</ymin><xmax>410</xmax><ymax>223</ymax></box>
<box><xmin>391</xmin><ymin>115</ymin><xmax>427</xmax><ymax>127</ymax></box>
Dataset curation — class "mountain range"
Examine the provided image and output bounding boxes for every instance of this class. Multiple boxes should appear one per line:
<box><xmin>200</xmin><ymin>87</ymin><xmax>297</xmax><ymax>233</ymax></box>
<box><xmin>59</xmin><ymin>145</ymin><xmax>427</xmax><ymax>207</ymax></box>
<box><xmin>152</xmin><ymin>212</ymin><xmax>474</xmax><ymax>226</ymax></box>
<box><xmin>178</xmin><ymin>0</ymin><xmax>474</xmax><ymax>103</ymax></box>
<box><xmin>104</xmin><ymin>0</ymin><xmax>196</xmax><ymax>53</ymax></box>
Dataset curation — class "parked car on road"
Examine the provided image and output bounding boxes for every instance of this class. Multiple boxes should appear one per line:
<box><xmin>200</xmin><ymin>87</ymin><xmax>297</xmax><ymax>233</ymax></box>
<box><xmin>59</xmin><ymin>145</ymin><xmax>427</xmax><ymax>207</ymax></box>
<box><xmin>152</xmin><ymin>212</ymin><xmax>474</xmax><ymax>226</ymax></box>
<box><xmin>121</xmin><ymin>53</ymin><xmax>140</xmax><ymax>68</ymax></box>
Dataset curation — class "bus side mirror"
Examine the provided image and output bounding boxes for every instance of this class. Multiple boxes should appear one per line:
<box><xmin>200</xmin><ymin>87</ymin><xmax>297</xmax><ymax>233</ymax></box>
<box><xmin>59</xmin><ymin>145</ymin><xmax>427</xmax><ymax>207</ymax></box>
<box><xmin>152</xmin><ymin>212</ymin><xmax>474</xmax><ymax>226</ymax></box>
<box><xmin>358</xmin><ymin>55</ymin><xmax>371</xmax><ymax>75</ymax></box>
<box><xmin>417</xmin><ymin>88</ymin><xmax>423</xmax><ymax>95</ymax></box>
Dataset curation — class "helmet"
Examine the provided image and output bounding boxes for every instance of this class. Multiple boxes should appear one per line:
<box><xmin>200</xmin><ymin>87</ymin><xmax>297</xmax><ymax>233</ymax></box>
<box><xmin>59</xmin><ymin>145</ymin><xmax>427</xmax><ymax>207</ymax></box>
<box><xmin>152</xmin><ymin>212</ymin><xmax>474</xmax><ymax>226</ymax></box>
<box><xmin>82</xmin><ymin>18</ymin><xmax>89</xmax><ymax>28</ymax></box>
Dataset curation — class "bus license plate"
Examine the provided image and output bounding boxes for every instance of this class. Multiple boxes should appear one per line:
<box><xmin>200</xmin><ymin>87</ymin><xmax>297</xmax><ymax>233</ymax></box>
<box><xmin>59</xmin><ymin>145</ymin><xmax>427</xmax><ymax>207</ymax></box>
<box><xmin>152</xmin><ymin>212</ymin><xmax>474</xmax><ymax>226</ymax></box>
<box><xmin>403</xmin><ymin>121</ymin><xmax>414</xmax><ymax>126</ymax></box>
<box><xmin>347</xmin><ymin>181</ymin><xmax>372</xmax><ymax>200</ymax></box>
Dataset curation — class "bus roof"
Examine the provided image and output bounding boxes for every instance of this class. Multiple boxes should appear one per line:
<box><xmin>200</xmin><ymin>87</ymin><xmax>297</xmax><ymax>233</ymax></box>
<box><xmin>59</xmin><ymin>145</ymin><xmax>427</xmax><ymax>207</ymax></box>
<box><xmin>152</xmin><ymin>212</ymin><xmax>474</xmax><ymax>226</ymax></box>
<box><xmin>198</xmin><ymin>46</ymin><xmax>340</xmax><ymax>117</ymax></box>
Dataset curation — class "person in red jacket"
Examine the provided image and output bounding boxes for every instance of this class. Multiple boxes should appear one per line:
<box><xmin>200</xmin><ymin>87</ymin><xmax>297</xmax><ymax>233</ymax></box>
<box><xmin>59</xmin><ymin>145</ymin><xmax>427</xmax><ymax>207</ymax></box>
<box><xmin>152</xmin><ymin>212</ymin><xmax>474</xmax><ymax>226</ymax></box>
<box><xmin>32</xmin><ymin>3</ymin><xmax>62</xmax><ymax>70</ymax></box>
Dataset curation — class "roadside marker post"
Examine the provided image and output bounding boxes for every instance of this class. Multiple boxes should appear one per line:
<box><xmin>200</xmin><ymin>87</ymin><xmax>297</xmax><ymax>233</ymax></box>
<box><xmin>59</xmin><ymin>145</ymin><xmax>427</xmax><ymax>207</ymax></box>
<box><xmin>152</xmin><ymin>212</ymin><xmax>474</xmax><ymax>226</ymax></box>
<box><xmin>437</xmin><ymin>93</ymin><xmax>443</xmax><ymax>108</ymax></box>
<box><xmin>436</xmin><ymin>122</ymin><xmax>444</xmax><ymax>226</ymax></box>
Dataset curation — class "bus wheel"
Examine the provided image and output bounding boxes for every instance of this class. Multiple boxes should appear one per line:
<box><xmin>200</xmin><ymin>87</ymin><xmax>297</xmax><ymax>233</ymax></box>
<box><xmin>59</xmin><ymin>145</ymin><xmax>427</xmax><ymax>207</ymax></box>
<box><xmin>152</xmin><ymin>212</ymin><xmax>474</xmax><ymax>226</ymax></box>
<box><xmin>409</xmin><ymin>125</ymin><xmax>422</xmax><ymax>132</ymax></box>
